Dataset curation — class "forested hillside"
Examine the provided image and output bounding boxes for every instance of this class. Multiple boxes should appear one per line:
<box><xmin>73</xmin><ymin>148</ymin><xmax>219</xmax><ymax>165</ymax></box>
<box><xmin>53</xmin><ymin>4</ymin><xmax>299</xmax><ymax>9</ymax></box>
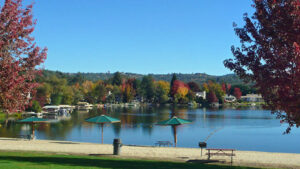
<box><xmin>41</xmin><ymin>70</ymin><xmax>245</xmax><ymax>85</ymax></box>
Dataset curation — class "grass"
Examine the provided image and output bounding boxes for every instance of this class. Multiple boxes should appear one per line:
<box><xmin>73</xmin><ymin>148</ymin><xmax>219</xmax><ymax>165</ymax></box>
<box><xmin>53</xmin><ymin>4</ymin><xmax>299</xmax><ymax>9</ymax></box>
<box><xmin>0</xmin><ymin>151</ymin><xmax>261</xmax><ymax>169</ymax></box>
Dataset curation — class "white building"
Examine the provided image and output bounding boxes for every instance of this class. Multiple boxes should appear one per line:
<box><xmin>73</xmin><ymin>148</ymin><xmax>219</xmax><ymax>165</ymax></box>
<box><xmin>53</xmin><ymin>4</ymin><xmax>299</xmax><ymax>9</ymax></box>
<box><xmin>224</xmin><ymin>95</ymin><xmax>236</xmax><ymax>102</ymax></box>
<box><xmin>241</xmin><ymin>94</ymin><xmax>263</xmax><ymax>102</ymax></box>
<box><xmin>195</xmin><ymin>91</ymin><xmax>206</xmax><ymax>100</ymax></box>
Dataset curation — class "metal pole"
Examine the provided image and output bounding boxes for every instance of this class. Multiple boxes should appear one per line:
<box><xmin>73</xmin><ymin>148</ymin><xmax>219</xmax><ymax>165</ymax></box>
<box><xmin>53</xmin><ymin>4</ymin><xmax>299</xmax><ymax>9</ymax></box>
<box><xmin>101</xmin><ymin>123</ymin><xmax>104</xmax><ymax>144</ymax></box>
<box><xmin>172</xmin><ymin>125</ymin><xmax>177</xmax><ymax>147</ymax></box>
<box><xmin>201</xmin><ymin>148</ymin><xmax>203</xmax><ymax>156</ymax></box>
<box><xmin>32</xmin><ymin>123</ymin><xmax>35</xmax><ymax>139</ymax></box>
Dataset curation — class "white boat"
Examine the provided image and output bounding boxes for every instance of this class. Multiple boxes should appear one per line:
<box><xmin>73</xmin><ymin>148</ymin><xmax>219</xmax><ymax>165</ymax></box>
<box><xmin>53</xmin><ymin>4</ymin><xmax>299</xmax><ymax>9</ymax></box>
<box><xmin>59</xmin><ymin>105</ymin><xmax>75</xmax><ymax>113</ymax></box>
<box><xmin>76</xmin><ymin>102</ymin><xmax>93</xmax><ymax>111</ymax></box>
<box><xmin>22</xmin><ymin>112</ymin><xmax>43</xmax><ymax>118</ymax></box>
<box><xmin>42</xmin><ymin>105</ymin><xmax>60</xmax><ymax>113</ymax></box>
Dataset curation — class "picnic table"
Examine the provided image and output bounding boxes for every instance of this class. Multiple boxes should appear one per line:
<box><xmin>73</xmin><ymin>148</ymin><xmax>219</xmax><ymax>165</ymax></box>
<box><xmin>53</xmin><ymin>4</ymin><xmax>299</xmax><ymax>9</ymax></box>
<box><xmin>206</xmin><ymin>148</ymin><xmax>235</xmax><ymax>164</ymax></box>
<box><xmin>155</xmin><ymin>141</ymin><xmax>173</xmax><ymax>147</ymax></box>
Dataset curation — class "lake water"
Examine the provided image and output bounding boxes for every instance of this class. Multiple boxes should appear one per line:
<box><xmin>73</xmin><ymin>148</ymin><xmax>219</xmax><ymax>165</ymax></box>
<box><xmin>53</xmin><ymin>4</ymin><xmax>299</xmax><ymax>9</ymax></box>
<box><xmin>1</xmin><ymin>105</ymin><xmax>300</xmax><ymax>153</ymax></box>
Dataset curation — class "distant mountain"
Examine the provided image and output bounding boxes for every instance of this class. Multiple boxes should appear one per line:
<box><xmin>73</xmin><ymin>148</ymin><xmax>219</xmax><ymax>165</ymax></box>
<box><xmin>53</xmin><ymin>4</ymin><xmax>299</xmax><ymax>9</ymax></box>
<box><xmin>42</xmin><ymin>70</ymin><xmax>245</xmax><ymax>85</ymax></box>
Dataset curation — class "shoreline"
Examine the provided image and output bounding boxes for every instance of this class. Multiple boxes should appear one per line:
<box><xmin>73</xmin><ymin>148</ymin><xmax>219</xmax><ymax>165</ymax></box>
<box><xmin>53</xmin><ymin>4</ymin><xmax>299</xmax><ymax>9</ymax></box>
<box><xmin>0</xmin><ymin>138</ymin><xmax>299</xmax><ymax>169</ymax></box>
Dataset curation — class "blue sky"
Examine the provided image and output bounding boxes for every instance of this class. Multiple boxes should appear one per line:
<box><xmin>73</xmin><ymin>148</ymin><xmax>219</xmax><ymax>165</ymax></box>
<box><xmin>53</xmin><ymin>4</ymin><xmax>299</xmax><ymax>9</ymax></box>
<box><xmin>17</xmin><ymin>0</ymin><xmax>254</xmax><ymax>75</ymax></box>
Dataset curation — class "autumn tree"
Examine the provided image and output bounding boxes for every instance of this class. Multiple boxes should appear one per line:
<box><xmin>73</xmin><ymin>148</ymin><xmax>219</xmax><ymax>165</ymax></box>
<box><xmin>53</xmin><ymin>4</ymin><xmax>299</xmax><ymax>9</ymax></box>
<box><xmin>91</xmin><ymin>81</ymin><xmax>107</xmax><ymax>103</ymax></box>
<box><xmin>171</xmin><ymin>80</ymin><xmax>189</xmax><ymax>103</ymax></box>
<box><xmin>233</xmin><ymin>87</ymin><xmax>242</xmax><ymax>100</ymax></box>
<box><xmin>155</xmin><ymin>81</ymin><xmax>170</xmax><ymax>103</ymax></box>
<box><xmin>122</xmin><ymin>79</ymin><xmax>136</xmax><ymax>103</ymax></box>
<box><xmin>187</xmin><ymin>82</ymin><xmax>200</xmax><ymax>92</ymax></box>
<box><xmin>222</xmin><ymin>83</ymin><xmax>227</xmax><ymax>93</ymax></box>
<box><xmin>0</xmin><ymin>0</ymin><xmax>47</xmax><ymax>114</ymax></box>
<box><xmin>207</xmin><ymin>91</ymin><xmax>218</xmax><ymax>103</ymax></box>
<box><xmin>203</xmin><ymin>81</ymin><xmax>225</xmax><ymax>103</ymax></box>
<box><xmin>224</xmin><ymin>0</ymin><xmax>300</xmax><ymax>132</ymax></box>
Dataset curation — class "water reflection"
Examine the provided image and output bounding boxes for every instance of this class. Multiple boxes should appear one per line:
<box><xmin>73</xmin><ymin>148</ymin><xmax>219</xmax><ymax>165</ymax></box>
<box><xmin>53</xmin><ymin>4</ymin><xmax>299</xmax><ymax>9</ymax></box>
<box><xmin>1</xmin><ymin>105</ymin><xmax>300</xmax><ymax>153</ymax></box>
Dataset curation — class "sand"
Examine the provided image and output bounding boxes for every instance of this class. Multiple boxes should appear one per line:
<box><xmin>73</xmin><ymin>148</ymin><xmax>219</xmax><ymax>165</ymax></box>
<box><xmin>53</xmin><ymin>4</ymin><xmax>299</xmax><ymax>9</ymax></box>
<box><xmin>0</xmin><ymin>137</ymin><xmax>299</xmax><ymax>169</ymax></box>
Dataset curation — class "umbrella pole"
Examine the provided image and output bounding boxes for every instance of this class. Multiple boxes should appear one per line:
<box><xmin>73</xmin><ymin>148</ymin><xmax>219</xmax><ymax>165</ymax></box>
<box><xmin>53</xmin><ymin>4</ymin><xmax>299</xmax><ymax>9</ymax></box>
<box><xmin>173</xmin><ymin>125</ymin><xmax>177</xmax><ymax>147</ymax></box>
<box><xmin>31</xmin><ymin>123</ymin><xmax>35</xmax><ymax>140</ymax></box>
<box><xmin>101</xmin><ymin>123</ymin><xmax>104</xmax><ymax>144</ymax></box>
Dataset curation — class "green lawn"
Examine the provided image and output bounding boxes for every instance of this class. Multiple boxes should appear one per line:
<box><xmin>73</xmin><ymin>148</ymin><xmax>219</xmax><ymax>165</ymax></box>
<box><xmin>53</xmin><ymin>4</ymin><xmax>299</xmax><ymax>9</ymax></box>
<box><xmin>0</xmin><ymin>151</ymin><xmax>261</xmax><ymax>169</ymax></box>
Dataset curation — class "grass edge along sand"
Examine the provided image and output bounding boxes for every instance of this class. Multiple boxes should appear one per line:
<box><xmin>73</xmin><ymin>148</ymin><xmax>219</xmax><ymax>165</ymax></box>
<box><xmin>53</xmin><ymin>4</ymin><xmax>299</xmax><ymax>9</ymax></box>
<box><xmin>0</xmin><ymin>150</ymin><xmax>263</xmax><ymax>169</ymax></box>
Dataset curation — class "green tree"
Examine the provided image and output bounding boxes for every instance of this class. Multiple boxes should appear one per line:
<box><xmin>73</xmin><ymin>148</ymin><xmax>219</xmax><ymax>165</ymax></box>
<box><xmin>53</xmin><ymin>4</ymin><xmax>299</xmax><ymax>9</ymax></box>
<box><xmin>27</xmin><ymin>100</ymin><xmax>42</xmax><ymax>113</ymax></box>
<box><xmin>112</xmin><ymin>72</ymin><xmax>122</xmax><ymax>86</ymax></box>
<box><xmin>92</xmin><ymin>82</ymin><xmax>107</xmax><ymax>103</ymax></box>
<box><xmin>61</xmin><ymin>86</ymin><xmax>74</xmax><ymax>105</ymax></box>
<box><xmin>141</xmin><ymin>75</ymin><xmax>156</xmax><ymax>102</ymax></box>
<box><xmin>51</xmin><ymin>94</ymin><xmax>63</xmax><ymax>105</ymax></box>
<box><xmin>35</xmin><ymin>83</ymin><xmax>52</xmax><ymax>106</ymax></box>
<box><xmin>170</xmin><ymin>73</ymin><xmax>177</xmax><ymax>96</ymax></box>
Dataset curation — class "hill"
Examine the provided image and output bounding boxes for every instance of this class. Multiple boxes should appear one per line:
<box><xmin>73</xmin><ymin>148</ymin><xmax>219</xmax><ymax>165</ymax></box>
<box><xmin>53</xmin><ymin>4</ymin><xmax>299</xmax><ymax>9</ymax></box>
<box><xmin>41</xmin><ymin>70</ymin><xmax>245</xmax><ymax>85</ymax></box>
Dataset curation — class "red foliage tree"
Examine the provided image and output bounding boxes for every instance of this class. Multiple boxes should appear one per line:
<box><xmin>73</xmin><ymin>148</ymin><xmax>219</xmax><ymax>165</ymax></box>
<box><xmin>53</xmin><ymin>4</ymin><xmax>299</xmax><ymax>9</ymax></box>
<box><xmin>233</xmin><ymin>88</ymin><xmax>242</xmax><ymax>100</ymax></box>
<box><xmin>226</xmin><ymin>84</ymin><xmax>231</xmax><ymax>93</ymax></box>
<box><xmin>221</xmin><ymin>83</ymin><xmax>226</xmax><ymax>93</ymax></box>
<box><xmin>171</xmin><ymin>80</ymin><xmax>189</xmax><ymax>96</ymax></box>
<box><xmin>224</xmin><ymin>0</ymin><xmax>300</xmax><ymax>133</ymax></box>
<box><xmin>187</xmin><ymin>81</ymin><xmax>200</xmax><ymax>92</ymax></box>
<box><xmin>0</xmin><ymin>0</ymin><xmax>47</xmax><ymax>114</ymax></box>
<box><xmin>207</xmin><ymin>91</ymin><xmax>218</xmax><ymax>103</ymax></box>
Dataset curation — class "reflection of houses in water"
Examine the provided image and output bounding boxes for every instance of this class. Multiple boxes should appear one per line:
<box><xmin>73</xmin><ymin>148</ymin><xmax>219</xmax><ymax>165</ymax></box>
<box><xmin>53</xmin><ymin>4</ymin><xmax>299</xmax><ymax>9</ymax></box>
<box><xmin>22</xmin><ymin>112</ymin><xmax>43</xmax><ymax>118</ymax></box>
<box><xmin>42</xmin><ymin>105</ymin><xmax>72</xmax><ymax>121</ymax></box>
<box><xmin>241</xmin><ymin>94</ymin><xmax>264</xmax><ymax>102</ymax></box>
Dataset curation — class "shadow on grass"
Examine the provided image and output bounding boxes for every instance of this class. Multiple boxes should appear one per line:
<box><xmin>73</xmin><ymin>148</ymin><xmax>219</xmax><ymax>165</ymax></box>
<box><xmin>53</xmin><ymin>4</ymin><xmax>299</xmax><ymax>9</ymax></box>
<box><xmin>187</xmin><ymin>159</ymin><xmax>222</xmax><ymax>164</ymax></box>
<box><xmin>0</xmin><ymin>155</ymin><xmax>255</xmax><ymax>169</ymax></box>
<box><xmin>50</xmin><ymin>141</ymin><xmax>80</xmax><ymax>144</ymax></box>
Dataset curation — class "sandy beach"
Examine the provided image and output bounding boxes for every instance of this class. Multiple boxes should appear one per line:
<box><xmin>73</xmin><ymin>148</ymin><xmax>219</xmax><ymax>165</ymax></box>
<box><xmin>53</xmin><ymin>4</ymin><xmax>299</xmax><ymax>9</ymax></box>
<box><xmin>0</xmin><ymin>137</ymin><xmax>299</xmax><ymax>169</ymax></box>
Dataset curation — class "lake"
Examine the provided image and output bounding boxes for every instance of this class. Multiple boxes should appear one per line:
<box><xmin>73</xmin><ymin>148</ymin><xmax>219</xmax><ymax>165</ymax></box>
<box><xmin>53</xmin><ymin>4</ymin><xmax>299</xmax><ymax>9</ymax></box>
<box><xmin>1</xmin><ymin>105</ymin><xmax>300</xmax><ymax>153</ymax></box>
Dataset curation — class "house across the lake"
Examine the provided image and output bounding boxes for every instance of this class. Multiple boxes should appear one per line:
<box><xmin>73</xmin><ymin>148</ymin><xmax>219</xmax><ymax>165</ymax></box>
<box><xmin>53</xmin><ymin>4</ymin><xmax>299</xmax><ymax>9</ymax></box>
<box><xmin>224</xmin><ymin>95</ymin><xmax>236</xmax><ymax>102</ymax></box>
<box><xmin>241</xmin><ymin>94</ymin><xmax>264</xmax><ymax>102</ymax></box>
<box><xmin>195</xmin><ymin>91</ymin><xmax>206</xmax><ymax>100</ymax></box>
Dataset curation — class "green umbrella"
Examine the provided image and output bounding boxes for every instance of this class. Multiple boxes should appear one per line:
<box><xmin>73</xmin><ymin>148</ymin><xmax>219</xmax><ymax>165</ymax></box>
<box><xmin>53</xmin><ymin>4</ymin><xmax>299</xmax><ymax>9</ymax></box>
<box><xmin>85</xmin><ymin>115</ymin><xmax>120</xmax><ymax>144</ymax></box>
<box><xmin>156</xmin><ymin>116</ymin><xmax>192</xmax><ymax>147</ymax></box>
<box><xmin>17</xmin><ymin>117</ymin><xmax>49</xmax><ymax>139</ymax></box>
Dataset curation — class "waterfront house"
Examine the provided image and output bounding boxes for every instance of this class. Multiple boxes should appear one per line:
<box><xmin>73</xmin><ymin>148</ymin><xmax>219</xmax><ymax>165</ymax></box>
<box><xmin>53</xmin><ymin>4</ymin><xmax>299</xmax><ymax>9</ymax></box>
<box><xmin>241</xmin><ymin>94</ymin><xmax>264</xmax><ymax>102</ymax></box>
<box><xmin>224</xmin><ymin>95</ymin><xmax>236</xmax><ymax>102</ymax></box>
<box><xmin>195</xmin><ymin>91</ymin><xmax>206</xmax><ymax>100</ymax></box>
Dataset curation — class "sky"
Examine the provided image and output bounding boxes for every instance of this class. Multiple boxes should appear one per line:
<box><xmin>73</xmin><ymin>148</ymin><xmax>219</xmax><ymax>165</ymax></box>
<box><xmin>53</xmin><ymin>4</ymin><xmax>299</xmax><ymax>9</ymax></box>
<box><xmin>6</xmin><ymin>0</ymin><xmax>254</xmax><ymax>75</ymax></box>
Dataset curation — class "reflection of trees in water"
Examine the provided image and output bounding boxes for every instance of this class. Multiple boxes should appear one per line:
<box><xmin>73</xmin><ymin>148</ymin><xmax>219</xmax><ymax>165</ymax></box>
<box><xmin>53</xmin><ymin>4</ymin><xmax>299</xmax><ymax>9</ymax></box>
<box><xmin>0</xmin><ymin>120</ymin><xmax>23</xmax><ymax>137</ymax></box>
<box><xmin>41</xmin><ymin>110</ymin><xmax>92</xmax><ymax>140</ymax></box>
<box><xmin>98</xmin><ymin>105</ymin><xmax>174</xmax><ymax>135</ymax></box>
<box><xmin>170</xmin><ymin>106</ymin><xmax>190</xmax><ymax>119</ymax></box>
<box><xmin>112</xmin><ymin>123</ymin><xmax>121</xmax><ymax>136</ymax></box>
<box><xmin>42</xmin><ymin>121</ymin><xmax>71</xmax><ymax>139</ymax></box>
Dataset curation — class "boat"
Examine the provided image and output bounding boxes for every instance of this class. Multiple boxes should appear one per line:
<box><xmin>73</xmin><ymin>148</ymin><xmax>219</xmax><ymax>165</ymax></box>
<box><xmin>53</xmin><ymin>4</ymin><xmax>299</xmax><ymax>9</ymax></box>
<box><xmin>42</xmin><ymin>105</ymin><xmax>72</xmax><ymax>121</ymax></box>
<box><xmin>42</xmin><ymin>105</ymin><xmax>60</xmax><ymax>113</ymax></box>
<box><xmin>76</xmin><ymin>102</ymin><xmax>94</xmax><ymax>111</ymax></box>
<box><xmin>58</xmin><ymin>105</ymin><xmax>75</xmax><ymax>113</ymax></box>
<box><xmin>22</xmin><ymin>112</ymin><xmax>43</xmax><ymax>118</ymax></box>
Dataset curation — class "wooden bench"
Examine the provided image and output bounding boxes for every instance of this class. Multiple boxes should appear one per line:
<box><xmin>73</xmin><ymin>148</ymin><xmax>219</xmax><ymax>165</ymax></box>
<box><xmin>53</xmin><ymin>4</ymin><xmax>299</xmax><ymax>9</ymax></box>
<box><xmin>206</xmin><ymin>148</ymin><xmax>235</xmax><ymax>164</ymax></box>
<box><xmin>155</xmin><ymin>141</ymin><xmax>173</xmax><ymax>147</ymax></box>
